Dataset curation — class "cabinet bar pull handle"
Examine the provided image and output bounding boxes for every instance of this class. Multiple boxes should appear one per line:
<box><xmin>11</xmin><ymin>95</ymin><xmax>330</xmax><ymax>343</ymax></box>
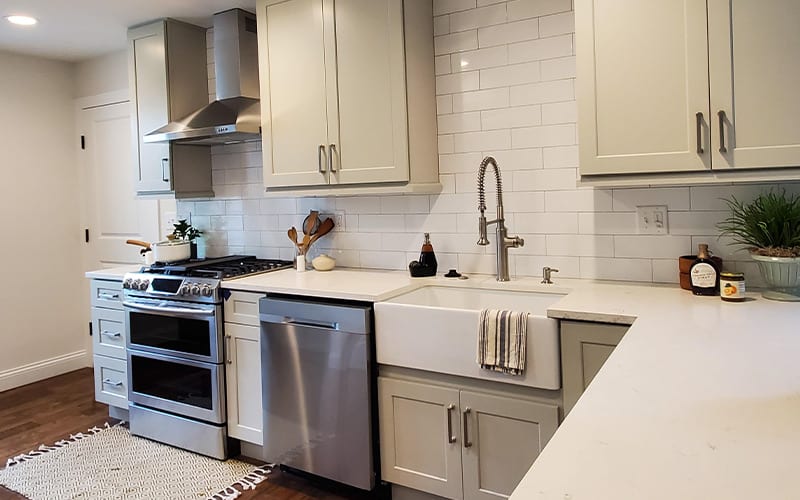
<box><xmin>695</xmin><ymin>112</ymin><xmax>704</xmax><ymax>155</ymax></box>
<box><xmin>161</xmin><ymin>158</ymin><xmax>169</xmax><ymax>182</ymax></box>
<box><xmin>225</xmin><ymin>335</ymin><xmax>232</xmax><ymax>364</ymax></box>
<box><xmin>98</xmin><ymin>293</ymin><xmax>119</xmax><ymax>300</ymax></box>
<box><xmin>718</xmin><ymin>110</ymin><xmax>727</xmax><ymax>153</ymax></box>
<box><xmin>463</xmin><ymin>407</ymin><xmax>472</xmax><ymax>448</ymax></box>
<box><xmin>101</xmin><ymin>330</ymin><xmax>121</xmax><ymax>338</ymax></box>
<box><xmin>328</xmin><ymin>144</ymin><xmax>337</xmax><ymax>173</ymax></box>
<box><xmin>102</xmin><ymin>378</ymin><xmax>123</xmax><ymax>388</ymax></box>
<box><xmin>318</xmin><ymin>145</ymin><xmax>326</xmax><ymax>174</ymax></box>
<box><xmin>446</xmin><ymin>404</ymin><xmax>456</xmax><ymax>443</ymax></box>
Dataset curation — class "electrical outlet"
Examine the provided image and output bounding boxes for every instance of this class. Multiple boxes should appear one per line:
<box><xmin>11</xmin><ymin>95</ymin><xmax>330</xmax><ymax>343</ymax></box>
<box><xmin>636</xmin><ymin>206</ymin><xmax>668</xmax><ymax>234</ymax></box>
<box><xmin>333</xmin><ymin>211</ymin><xmax>345</xmax><ymax>232</ymax></box>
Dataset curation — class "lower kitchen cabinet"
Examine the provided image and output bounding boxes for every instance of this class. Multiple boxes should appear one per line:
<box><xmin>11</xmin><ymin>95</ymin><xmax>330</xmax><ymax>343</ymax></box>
<box><xmin>223</xmin><ymin>290</ymin><xmax>266</xmax><ymax>445</ymax></box>
<box><xmin>379</xmin><ymin>377</ymin><xmax>558</xmax><ymax>500</ymax></box>
<box><xmin>224</xmin><ymin>322</ymin><xmax>263</xmax><ymax>445</ymax></box>
<box><xmin>93</xmin><ymin>354</ymin><xmax>128</xmax><ymax>408</ymax></box>
<box><xmin>561</xmin><ymin>320</ymin><xmax>629</xmax><ymax>416</ymax></box>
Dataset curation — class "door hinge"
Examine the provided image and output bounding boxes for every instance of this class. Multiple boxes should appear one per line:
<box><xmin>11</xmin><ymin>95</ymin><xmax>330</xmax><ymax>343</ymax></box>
<box><xmin>80</xmin><ymin>135</ymin><xmax>85</xmax><ymax>150</ymax></box>
<box><xmin>89</xmin><ymin>321</ymin><xmax>93</xmax><ymax>337</ymax></box>
<box><xmin>85</xmin><ymin>228</ymin><xmax>90</xmax><ymax>243</ymax></box>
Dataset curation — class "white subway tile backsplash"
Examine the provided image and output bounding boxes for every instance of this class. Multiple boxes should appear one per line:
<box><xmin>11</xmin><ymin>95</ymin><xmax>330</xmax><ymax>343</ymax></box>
<box><xmin>451</xmin><ymin>46</ymin><xmax>508</xmax><ymax>72</ymax></box>
<box><xmin>453</xmin><ymin>129</ymin><xmax>512</xmax><ymax>152</ymax></box>
<box><xmin>580</xmin><ymin>257</ymin><xmax>652</xmax><ymax>282</ymax></box>
<box><xmin>449</xmin><ymin>3</ymin><xmax>507</xmax><ymax>32</ymax></box>
<box><xmin>180</xmin><ymin>7</ymin><xmax>789</xmax><ymax>284</ymax></box>
<box><xmin>438</xmin><ymin>111</ymin><xmax>482</xmax><ymax>134</ymax></box>
<box><xmin>434</xmin><ymin>0</ymin><xmax>477</xmax><ymax>16</ymax></box>
<box><xmin>539</xmin><ymin>11</ymin><xmax>575</xmax><ymax>37</ymax></box>
<box><xmin>436</xmin><ymin>71</ymin><xmax>480</xmax><ymax>95</ymax></box>
<box><xmin>435</xmin><ymin>30</ymin><xmax>479</xmax><ymax>55</ymax></box>
<box><xmin>452</xmin><ymin>87</ymin><xmax>509</xmax><ymax>112</ymax></box>
<box><xmin>507</xmin><ymin>0</ymin><xmax>572</xmax><ymax>21</ymax></box>
<box><xmin>480</xmin><ymin>61</ymin><xmax>541</xmax><ymax>89</ymax></box>
<box><xmin>512</xmin><ymin>124</ymin><xmax>576</xmax><ymax>148</ymax></box>
<box><xmin>510</xmin><ymin>79</ymin><xmax>574</xmax><ymax>106</ymax></box>
<box><xmin>481</xmin><ymin>105</ymin><xmax>542</xmax><ymax>130</ymax></box>
<box><xmin>614</xmin><ymin>235</ymin><xmax>692</xmax><ymax>259</ymax></box>
<box><xmin>508</xmin><ymin>34</ymin><xmax>572</xmax><ymax>64</ymax></box>
<box><xmin>545</xmin><ymin>188</ymin><xmax>613</xmax><ymax>212</ymax></box>
<box><xmin>547</xmin><ymin>234</ymin><xmax>614</xmax><ymax>257</ymax></box>
<box><xmin>478</xmin><ymin>18</ymin><xmax>539</xmax><ymax>48</ymax></box>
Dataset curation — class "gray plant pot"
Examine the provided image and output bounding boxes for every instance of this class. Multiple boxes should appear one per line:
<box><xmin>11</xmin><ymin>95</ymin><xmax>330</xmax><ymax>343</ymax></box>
<box><xmin>751</xmin><ymin>254</ymin><xmax>800</xmax><ymax>301</ymax></box>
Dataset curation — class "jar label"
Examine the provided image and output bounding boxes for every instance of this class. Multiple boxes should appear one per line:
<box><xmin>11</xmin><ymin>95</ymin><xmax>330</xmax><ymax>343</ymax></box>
<box><xmin>691</xmin><ymin>263</ymin><xmax>716</xmax><ymax>287</ymax></box>
<box><xmin>721</xmin><ymin>279</ymin><xmax>745</xmax><ymax>299</ymax></box>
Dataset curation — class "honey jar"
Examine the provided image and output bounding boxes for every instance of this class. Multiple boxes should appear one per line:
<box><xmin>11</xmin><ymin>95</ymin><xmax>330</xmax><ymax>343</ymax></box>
<box><xmin>720</xmin><ymin>272</ymin><xmax>746</xmax><ymax>302</ymax></box>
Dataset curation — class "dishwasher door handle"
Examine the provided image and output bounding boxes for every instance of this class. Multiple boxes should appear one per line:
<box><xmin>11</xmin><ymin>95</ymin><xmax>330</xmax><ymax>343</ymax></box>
<box><xmin>260</xmin><ymin>314</ymin><xmax>339</xmax><ymax>330</ymax></box>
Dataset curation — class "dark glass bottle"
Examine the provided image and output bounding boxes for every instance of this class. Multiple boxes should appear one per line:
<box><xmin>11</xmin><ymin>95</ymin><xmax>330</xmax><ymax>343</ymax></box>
<box><xmin>418</xmin><ymin>233</ymin><xmax>438</xmax><ymax>275</ymax></box>
<box><xmin>690</xmin><ymin>243</ymin><xmax>719</xmax><ymax>296</ymax></box>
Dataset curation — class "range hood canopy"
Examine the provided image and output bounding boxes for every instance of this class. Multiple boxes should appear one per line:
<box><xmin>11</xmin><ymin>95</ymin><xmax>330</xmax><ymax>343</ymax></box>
<box><xmin>144</xmin><ymin>9</ymin><xmax>261</xmax><ymax>146</ymax></box>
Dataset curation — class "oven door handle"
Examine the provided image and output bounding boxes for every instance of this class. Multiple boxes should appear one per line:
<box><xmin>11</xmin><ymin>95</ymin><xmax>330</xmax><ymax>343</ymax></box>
<box><xmin>123</xmin><ymin>301</ymin><xmax>216</xmax><ymax>317</ymax></box>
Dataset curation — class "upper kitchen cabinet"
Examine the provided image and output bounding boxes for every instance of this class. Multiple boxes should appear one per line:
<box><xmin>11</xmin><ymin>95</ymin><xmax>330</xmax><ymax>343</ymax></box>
<box><xmin>577</xmin><ymin>0</ymin><xmax>800</xmax><ymax>178</ymax></box>
<box><xmin>256</xmin><ymin>0</ymin><xmax>440</xmax><ymax>194</ymax></box>
<box><xmin>128</xmin><ymin>19</ymin><xmax>213</xmax><ymax>197</ymax></box>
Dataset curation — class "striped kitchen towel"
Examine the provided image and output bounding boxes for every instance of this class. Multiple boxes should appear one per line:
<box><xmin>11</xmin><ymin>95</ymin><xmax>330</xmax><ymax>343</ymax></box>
<box><xmin>477</xmin><ymin>309</ymin><xmax>529</xmax><ymax>375</ymax></box>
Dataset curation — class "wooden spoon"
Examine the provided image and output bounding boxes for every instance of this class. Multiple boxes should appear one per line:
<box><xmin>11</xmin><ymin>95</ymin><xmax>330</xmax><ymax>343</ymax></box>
<box><xmin>305</xmin><ymin>217</ymin><xmax>335</xmax><ymax>252</ymax></box>
<box><xmin>287</xmin><ymin>227</ymin><xmax>301</xmax><ymax>250</ymax></box>
<box><xmin>301</xmin><ymin>211</ymin><xmax>319</xmax><ymax>251</ymax></box>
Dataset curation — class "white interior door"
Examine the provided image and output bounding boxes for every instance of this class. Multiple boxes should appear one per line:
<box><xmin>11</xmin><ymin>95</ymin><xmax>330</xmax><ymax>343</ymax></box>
<box><xmin>708</xmin><ymin>0</ymin><xmax>800</xmax><ymax>170</ymax></box>
<box><xmin>80</xmin><ymin>98</ymin><xmax>159</xmax><ymax>269</ymax></box>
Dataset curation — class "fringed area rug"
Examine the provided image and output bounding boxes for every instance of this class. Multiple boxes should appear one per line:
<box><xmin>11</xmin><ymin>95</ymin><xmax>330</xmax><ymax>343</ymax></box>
<box><xmin>0</xmin><ymin>423</ymin><xmax>273</xmax><ymax>500</ymax></box>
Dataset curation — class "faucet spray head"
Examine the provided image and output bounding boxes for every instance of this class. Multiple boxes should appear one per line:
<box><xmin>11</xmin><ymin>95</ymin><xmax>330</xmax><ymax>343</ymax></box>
<box><xmin>477</xmin><ymin>215</ymin><xmax>490</xmax><ymax>245</ymax></box>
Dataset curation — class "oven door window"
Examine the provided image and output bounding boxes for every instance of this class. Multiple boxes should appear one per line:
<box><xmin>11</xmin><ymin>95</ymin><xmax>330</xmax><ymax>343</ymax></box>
<box><xmin>129</xmin><ymin>312</ymin><xmax>211</xmax><ymax>357</ymax></box>
<box><xmin>131</xmin><ymin>355</ymin><xmax>213</xmax><ymax>410</ymax></box>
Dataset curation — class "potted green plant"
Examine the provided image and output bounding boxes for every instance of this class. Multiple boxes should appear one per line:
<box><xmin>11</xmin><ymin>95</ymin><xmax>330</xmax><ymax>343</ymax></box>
<box><xmin>172</xmin><ymin>219</ymin><xmax>205</xmax><ymax>259</ymax></box>
<box><xmin>717</xmin><ymin>190</ymin><xmax>800</xmax><ymax>301</ymax></box>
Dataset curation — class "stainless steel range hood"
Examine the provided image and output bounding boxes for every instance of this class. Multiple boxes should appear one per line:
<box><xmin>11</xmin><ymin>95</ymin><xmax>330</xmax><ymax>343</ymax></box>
<box><xmin>144</xmin><ymin>9</ymin><xmax>260</xmax><ymax>146</ymax></box>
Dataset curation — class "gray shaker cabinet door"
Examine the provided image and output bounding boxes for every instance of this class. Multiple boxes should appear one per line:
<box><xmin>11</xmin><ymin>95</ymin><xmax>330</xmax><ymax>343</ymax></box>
<box><xmin>561</xmin><ymin>320</ymin><xmax>628</xmax><ymax>416</ymax></box>
<box><xmin>378</xmin><ymin>377</ymin><xmax>463</xmax><ymax>499</ymax></box>
<box><xmin>460</xmin><ymin>391</ymin><xmax>558</xmax><ymax>500</ymax></box>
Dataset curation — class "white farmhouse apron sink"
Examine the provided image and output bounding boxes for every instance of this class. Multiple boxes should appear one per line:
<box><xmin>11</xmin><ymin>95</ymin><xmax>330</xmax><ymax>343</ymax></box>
<box><xmin>375</xmin><ymin>286</ymin><xmax>564</xmax><ymax>390</ymax></box>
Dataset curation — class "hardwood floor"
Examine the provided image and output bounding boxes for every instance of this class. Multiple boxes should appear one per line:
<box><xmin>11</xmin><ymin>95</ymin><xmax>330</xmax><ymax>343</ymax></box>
<box><xmin>0</xmin><ymin>369</ymin><xmax>362</xmax><ymax>500</ymax></box>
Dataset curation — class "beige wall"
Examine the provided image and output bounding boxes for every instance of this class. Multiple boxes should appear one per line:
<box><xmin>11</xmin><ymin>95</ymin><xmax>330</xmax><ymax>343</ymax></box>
<box><xmin>74</xmin><ymin>49</ymin><xmax>128</xmax><ymax>98</ymax></box>
<box><xmin>0</xmin><ymin>50</ymin><xmax>87</xmax><ymax>390</ymax></box>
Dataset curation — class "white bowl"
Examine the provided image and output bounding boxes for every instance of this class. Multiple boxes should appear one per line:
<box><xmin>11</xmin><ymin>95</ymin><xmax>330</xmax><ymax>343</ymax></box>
<box><xmin>312</xmin><ymin>254</ymin><xmax>336</xmax><ymax>271</ymax></box>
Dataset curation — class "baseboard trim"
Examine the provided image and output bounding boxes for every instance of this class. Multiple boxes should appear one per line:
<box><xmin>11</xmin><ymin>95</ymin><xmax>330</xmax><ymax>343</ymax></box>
<box><xmin>0</xmin><ymin>350</ymin><xmax>89</xmax><ymax>392</ymax></box>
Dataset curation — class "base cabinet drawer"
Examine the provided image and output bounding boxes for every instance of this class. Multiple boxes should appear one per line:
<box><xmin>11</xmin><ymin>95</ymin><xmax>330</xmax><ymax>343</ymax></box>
<box><xmin>90</xmin><ymin>280</ymin><xmax>124</xmax><ymax>310</ymax></box>
<box><xmin>94</xmin><ymin>355</ymin><xmax>128</xmax><ymax>409</ymax></box>
<box><xmin>92</xmin><ymin>307</ymin><xmax>126</xmax><ymax>359</ymax></box>
<box><xmin>224</xmin><ymin>291</ymin><xmax>265</xmax><ymax>326</ymax></box>
<box><xmin>379</xmin><ymin>376</ymin><xmax>558</xmax><ymax>500</ymax></box>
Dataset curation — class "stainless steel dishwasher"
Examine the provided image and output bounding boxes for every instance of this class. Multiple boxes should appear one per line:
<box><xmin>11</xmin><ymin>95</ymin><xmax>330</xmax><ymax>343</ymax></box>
<box><xmin>259</xmin><ymin>295</ymin><xmax>375</xmax><ymax>491</ymax></box>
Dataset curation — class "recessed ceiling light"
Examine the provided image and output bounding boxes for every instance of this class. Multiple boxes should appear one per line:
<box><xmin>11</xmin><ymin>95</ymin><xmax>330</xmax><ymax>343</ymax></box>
<box><xmin>5</xmin><ymin>15</ymin><xmax>38</xmax><ymax>26</ymax></box>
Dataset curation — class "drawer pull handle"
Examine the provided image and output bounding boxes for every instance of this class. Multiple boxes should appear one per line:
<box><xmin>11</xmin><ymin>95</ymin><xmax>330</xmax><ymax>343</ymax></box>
<box><xmin>463</xmin><ymin>407</ymin><xmax>472</xmax><ymax>448</ymax></box>
<box><xmin>695</xmin><ymin>112</ymin><xmax>704</xmax><ymax>155</ymax></box>
<box><xmin>98</xmin><ymin>293</ymin><xmax>120</xmax><ymax>300</ymax></box>
<box><xmin>318</xmin><ymin>145</ymin><xmax>326</xmax><ymax>174</ymax></box>
<box><xmin>718</xmin><ymin>110</ymin><xmax>727</xmax><ymax>153</ymax></box>
<box><xmin>328</xmin><ymin>144</ymin><xmax>337</xmax><ymax>173</ymax></box>
<box><xmin>101</xmin><ymin>330</ymin><xmax>121</xmax><ymax>338</ymax></box>
<box><xmin>161</xmin><ymin>158</ymin><xmax>170</xmax><ymax>182</ymax></box>
<box><xmin>446</xmin><ymin>404</ymin><xmax>456</xmax><ymax>444</ymax></box>
<box><xmin>102</xmin><ymin>378</ymin><xmax>123</xmax><ymax>388</ymax></box>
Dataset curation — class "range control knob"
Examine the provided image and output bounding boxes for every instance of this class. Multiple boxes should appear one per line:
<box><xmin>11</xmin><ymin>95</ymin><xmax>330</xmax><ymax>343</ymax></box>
<box><xmin>132</xmin><ymin>280</ymin><xmax>141</xmax><ymax>290</ymax></box>
<box><xmin>179</xmin><ymin>284</ymin><xmax>191</xmax><ymax>296</ymax></box>
<box><xmin>191</xmin><ymin>284</ymin><xmax>201</xmax><ymax>296</ymax></box>
<box><xmin>138</xmin><ymin>280</ymin><xmax>150</xmax><ymax>291</ymax></box>
<box><xmin>122</xmin><ymin>279</ymin><xmax>132</xmax><ymax>289</ymax></box>
<box><xmin>201</xmin><ymin>285</ymin><xmax>213</xmax><ymax>297</ymax></box>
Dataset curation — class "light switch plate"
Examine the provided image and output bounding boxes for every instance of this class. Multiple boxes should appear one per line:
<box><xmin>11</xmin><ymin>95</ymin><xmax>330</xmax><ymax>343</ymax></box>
<box><xmin>636</xmin><ymin>205</ymin><xmax>668</xmax><ymax>234</ymax></box>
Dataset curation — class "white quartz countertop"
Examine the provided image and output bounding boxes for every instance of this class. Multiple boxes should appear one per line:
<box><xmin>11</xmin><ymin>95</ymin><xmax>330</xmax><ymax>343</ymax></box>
<box><xmin>222</xmin><ymin>268</ymin><xmax>421</xmax><ymax>302</ymax></box>
<box><xmin>512</xmin><ymin>284</ymin><xmax>800</xmax><ymax>500</ymax></box>
<box><xmin>85</xmin><ymin>265</ymin><xmax>140</xmax><ymax>281</ymax></box>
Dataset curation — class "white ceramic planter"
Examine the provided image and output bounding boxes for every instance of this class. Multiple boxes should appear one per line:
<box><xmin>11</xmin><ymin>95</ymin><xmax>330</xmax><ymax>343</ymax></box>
<box><xmin>751</xmin><ymin>254</ymin><xmax>800</xmax><ymax>301</ymax></box>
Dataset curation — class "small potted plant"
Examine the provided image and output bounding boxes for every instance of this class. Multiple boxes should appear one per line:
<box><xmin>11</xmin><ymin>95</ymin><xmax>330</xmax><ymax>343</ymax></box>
<box><xmin>717</xmin><ymin>190</ymin><xmax>800</xmax><ymax>301</ymax></box>
<box><xmin>172</xmin><ymin>219</ymin><xmax>205</xmax><ymax>259</ymax></box>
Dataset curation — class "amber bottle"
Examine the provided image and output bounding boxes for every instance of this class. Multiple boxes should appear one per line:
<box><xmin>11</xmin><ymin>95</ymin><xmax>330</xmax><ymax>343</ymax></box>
<box><xmin>690</xmin><ymin>244</ymin><xmax>719</xmax><ymax>296</ymax></box>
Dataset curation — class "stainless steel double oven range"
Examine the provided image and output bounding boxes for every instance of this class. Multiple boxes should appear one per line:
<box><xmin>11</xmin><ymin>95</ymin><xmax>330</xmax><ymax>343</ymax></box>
<box><xmin>121</xmin><ymin>256</ymin><xmax>291</xmax><ymax>459</ymax></box>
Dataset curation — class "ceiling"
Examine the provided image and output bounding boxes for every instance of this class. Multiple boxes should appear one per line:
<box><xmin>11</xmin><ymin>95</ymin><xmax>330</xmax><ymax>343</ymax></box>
<box><xmin>0</xmin><ymin>0</ymin><xmax>257</xmax><ymax>62</ymax></box>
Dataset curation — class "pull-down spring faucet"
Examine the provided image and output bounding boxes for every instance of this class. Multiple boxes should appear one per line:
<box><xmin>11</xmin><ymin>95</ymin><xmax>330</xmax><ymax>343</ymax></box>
<box><xmin>477</xmin><ymin>156</ymin><xmax>524</xmax><ymax>281</ymax></box>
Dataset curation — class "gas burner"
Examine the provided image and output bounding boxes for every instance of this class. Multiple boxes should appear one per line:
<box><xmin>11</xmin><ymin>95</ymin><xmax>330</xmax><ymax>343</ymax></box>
<box><xmin>141</xmin><ymin>255</ymin><xmax>293</xmax><ymax>280</ymax></box>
